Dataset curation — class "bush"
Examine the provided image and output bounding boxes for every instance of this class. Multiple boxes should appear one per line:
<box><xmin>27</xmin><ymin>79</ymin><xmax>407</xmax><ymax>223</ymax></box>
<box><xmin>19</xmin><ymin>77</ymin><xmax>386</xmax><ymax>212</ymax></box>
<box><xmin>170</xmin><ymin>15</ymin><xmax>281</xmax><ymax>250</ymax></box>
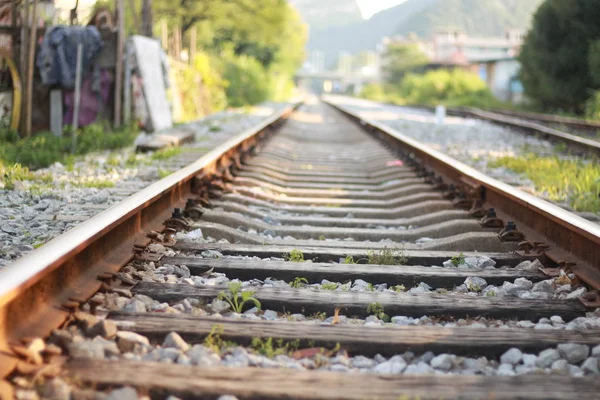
<box><xmin>398</xmin><ymin>69</ymin><xmax>496</xmax><ymax>106</ymax></box>
<box><xmin>359</xmin><ymin>84</ymin><xmax>390</xmax><ymax>103</ymax></box>
<box><xmin>360</xmin><ymin>69</ymin><xmax>501</xmax><ymax>109</ymax></box>
<box><xmin>222</xmin><ymin>53</ymin><xmax>270</xmax><ymax>108</ymax></box>
<box><xmin>585</xmin><ymin>91</ymin><xmax>600</xmax><ymax>121</ymax></box>
<box><xmin>172</xmin><ymin>53</ymin><xmax>227</xmax><ymax>122</ymax></box>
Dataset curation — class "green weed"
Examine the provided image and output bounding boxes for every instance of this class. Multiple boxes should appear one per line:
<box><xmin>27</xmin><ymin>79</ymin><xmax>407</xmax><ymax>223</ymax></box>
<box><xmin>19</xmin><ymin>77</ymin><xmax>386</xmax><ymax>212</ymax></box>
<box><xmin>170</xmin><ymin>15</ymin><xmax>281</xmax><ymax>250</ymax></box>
<box><xmin>250</xmin><ymin>337</ymin><xmax>300</xmax><ymax>358</ymax></box>
<box><xmin>367</xmin><ymin>247</ymin><xmax>408</xmax><ymax>265</ymax></box>
<box><xmin>285</xmin><ymin>249</ymin><xmax>305</xmax><ymax>262</ymax></box>
<box><xmin>151</xmin><ymin>147</ymin><xmax>182</xmax><ymax>161</ymax></box>
<box><xmin>217</xmin><ymin>282</ymin><xmax>261</xmax><ymax>313</ymax></box>
<box><xmin>367</xmin><ymin>302</ymin><xmax>390</xmax><ymax>322</ymax></box>
<box><xmin>451</xmin><ymin>252</ymin><xmax>466</xmax><ymax>267</ymax></box>
<box><xmin>289</xmin><ymin>277</ymin><xmax>308</xmax><ymax>288</ymax></box>
<box><xmin>489</xmin><ymin>154</ymin><xmax>600</xmax><ymax>213</ymax></box>
<box><xmin>341</xmin><ymin>255</ymin><xmax>357</xmax><ymax>264</ymax></box>
<box><xmin>321</xmin><ymin>282</ymin><xmax>339</xmax><ymax>290</ymax></box>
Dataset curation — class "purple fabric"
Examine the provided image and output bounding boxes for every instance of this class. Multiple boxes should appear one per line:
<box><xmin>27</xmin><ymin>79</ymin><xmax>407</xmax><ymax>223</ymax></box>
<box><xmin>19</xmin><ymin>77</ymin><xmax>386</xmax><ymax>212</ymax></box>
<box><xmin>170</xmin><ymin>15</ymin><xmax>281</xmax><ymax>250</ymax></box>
<box><xmin>63</xmin><ymin>69</ymin><xmax>112</xmax><ymax>127</ymax></box>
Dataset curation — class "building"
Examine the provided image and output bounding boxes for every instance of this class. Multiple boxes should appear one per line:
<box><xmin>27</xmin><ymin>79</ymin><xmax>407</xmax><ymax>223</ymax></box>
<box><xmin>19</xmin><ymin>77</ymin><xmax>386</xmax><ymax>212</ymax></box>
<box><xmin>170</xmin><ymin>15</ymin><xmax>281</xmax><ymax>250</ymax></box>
<box><xmin>432</xmin><ymin>29</ymin><xmax>524</xmax><ymax>64</ymax></box>
<box><xmin>475</xmin><ymin>57</ymin><xmax>524</xmax><ymax>103</ymax></box>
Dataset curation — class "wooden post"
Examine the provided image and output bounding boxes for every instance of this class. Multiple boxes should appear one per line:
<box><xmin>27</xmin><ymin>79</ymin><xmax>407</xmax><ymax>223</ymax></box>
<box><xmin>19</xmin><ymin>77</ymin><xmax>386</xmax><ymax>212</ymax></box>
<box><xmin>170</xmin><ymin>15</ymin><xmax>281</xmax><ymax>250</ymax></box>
<box><xmin>123</xmin><ymin>40</ymin><xmax>132</xmax><ymax>125</ymax></box>
<box><xmin>71</xmin><ymin>43</ymin><xmax>83</xmax><ymax>153</ymax></box>
<box><xmin>142</xmin><ymin>0</ymin><xmax>153</xmax><ymax>37</ymax></box>
<box><xmin>173</xmin><ymin>26</ymin><xmax>181</xmax><ymax>61</ymax></box>
<box><xmin>128</xmin><ymin>0</ymin><xmax>140</xmax><ymax>34</ymax></box>
<box><xmin>190</xmin><ymin>26</ymin><xmax>196</xmax><ymax>64</ymax></box>
<box><xmin>161</xmin><ymin>19</ymin><xmax>168</xmax><ymax>50</ymax></box>
<box><xmin>114</xmin><ymin>0</ymin><xmax>125</xmax><ymax>127</ymax></box>
<box><xmin>50</xmin><ymin>89</ymin><xmax>63</xmax><ymax>137</ymax></box>
<box><xmin>24</xmin><ymin>0</ymin><xmax>39</xmax><ymax>138</ymax></box>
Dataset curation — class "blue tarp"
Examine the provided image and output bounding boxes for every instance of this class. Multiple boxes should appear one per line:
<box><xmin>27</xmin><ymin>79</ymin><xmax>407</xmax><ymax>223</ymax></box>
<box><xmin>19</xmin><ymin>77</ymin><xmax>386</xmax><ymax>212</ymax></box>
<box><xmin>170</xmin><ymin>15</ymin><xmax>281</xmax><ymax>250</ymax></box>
<box><xmin>36</xmin><ymin>25</ymin><xmax>104</xmax><ymax>89</ymax></box>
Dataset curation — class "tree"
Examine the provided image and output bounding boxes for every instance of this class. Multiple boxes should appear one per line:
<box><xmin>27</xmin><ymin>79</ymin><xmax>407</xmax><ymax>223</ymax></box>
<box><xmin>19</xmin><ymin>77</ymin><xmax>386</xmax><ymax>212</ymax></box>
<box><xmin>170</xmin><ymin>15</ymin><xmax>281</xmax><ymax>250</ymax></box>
<box><xmin>518</xmin><ymin>0</ymin><xmax>600</xmax><ymax>112</ymax></box>
<box><xmin>382</xmin><ymin>43</ymin><xmax>429</xmax><ymax>84</ymax></box>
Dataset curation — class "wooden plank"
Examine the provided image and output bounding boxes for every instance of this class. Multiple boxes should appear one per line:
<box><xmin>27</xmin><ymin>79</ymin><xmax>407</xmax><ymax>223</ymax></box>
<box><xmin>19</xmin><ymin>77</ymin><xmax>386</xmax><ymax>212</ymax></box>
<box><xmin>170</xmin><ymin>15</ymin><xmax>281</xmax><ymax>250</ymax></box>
<box><xmin>132</xmin><ymin>282</ymin><xmax>586</xmax><ymax>321</ymax></box>
<box><xmin>109</xmin><ymin>312</ymin><xmax>600</xmax><ymax>357</ymax></box>
<box><xmin>171</xmin><ymin>243</ymin><xmax>529</xmax><ymax>266</ymax></box>
<box><xmin>65</xmin><ymin>359</ymin><xmax>600</xmax><ymax>400</ymax></box>
<box><xmin>160</xmin><ymin>257</ymin><xmax>546</xmax><ymax>287</ymax></box>
<box><xmin>136</xmin><ymin>128</ymin><xmax>195</xmax><ymax>152</ymax></box>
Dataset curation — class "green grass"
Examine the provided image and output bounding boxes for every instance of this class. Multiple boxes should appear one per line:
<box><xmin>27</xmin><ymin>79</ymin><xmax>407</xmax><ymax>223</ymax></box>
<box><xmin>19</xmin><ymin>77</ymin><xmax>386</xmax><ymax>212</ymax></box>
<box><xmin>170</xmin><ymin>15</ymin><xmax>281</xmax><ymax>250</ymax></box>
<box><xmin>74</xmin><ymin>179</ymin><xmax>116</xmax><ymax>189</ymax></box>
<box><xmin>367</xmin><ymin>247</ymin><xmax>408</xmax><ymax>265</ymax></box>
<box><xmin>0</xmin><ymin>123</ymin><xmax>139</xmax><ymax>170</ymax></box>
<box><xmin>0</xmin><ymin>162</ymin><xmax>53</xmax><ymax>190</ymax></box>
<box><xmin>151</xmin><ymin>147</ymin><xmax>182</xmax><ymax>161</ymax></box>
<box><xmin>489</xmin><ymin>154</ymin><xmax>600</xmax><ymax>213</ymax></box>
<box><xmin>284</xmin><ymin>250</ymin><xmax>305</xmax><ymax>262</ymax></box>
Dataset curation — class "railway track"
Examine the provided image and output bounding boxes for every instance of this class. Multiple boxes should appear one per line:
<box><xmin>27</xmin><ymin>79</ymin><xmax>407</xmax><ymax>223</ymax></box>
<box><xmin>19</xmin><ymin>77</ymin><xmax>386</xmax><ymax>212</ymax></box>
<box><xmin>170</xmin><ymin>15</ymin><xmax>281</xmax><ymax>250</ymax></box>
<box><xmin>2</xmin><ymin>98</ymin><xmax>600</xmax><ymax>399</ymax></box>
<box><xmin>443</xmin><ymin>107</ymin><xmax>600</xmax><ymax>158</ymax></box>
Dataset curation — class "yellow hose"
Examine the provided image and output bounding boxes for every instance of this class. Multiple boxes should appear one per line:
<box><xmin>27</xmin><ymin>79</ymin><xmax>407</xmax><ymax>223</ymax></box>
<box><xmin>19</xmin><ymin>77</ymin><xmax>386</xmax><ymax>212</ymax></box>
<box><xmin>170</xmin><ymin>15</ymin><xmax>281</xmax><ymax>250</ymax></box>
<box><xmin>0</xmin><ymin>50</ymin><xmax>22</xmax><ymax>131</ymax></box>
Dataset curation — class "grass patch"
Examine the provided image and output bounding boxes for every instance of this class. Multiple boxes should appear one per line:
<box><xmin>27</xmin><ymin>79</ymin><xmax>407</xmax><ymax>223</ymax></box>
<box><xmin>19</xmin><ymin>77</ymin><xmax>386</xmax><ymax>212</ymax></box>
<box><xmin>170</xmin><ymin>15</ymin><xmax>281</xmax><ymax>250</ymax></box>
<box><xmin>74</xmin><ymin>179</ymin><xmax>116</xmax><ymax>189</ymax></box>
<box><xmin>489</xmin><ymin>154</ymin><xmax>600</xmax><ymax>213</ymax></box>
<box><xmin>367</xmin><ymin>247</ymin><xmax>408</xmax><ymax>265</ymax></box>
<box><xmin>0</xmin><ymin>162</ymin><xmax>52</xmax><ymax>190</ymax></box>
<box><xmin>284</xmin><ymin>249</ymin><xmax>305</xmax><ymax>262</ymax></box>
<box><xmin>0</xmin><ymin>122</ymin><xmax>139</xmax><ymax>170</ymax></box>
<box><xmin>150</xmin><ymin>147</ymin><xmax>182</xmax><ymax>161</ymax></box>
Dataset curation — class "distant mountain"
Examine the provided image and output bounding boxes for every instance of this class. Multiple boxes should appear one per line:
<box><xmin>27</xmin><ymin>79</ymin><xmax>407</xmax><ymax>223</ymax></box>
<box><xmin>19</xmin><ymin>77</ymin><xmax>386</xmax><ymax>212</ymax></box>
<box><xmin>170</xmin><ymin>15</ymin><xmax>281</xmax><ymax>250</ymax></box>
<box><xmin>292</xmin><ymin>0</ymin><xmax>544</xmax><ymax>67</ymax></box>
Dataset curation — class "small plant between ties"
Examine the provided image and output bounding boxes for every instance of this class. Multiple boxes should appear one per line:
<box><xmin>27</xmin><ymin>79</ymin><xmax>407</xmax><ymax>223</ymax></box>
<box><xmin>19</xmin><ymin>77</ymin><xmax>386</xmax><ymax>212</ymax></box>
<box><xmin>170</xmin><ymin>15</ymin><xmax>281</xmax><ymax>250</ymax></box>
<box><xmin>217</xmin><ymin>282</ymin><xmax>261</xmax><ymax>313</ymax></box>
<box><xmin>367</xmin><ymin>246</ymin><xmax>408</xmax><ymax>265</ymax></box>
<box><xmin>451</xmin><ymin>252</ymin><xmax>466</xmax><ymax>267</ymax></box>
<box><xmin>289</xmin><ymin>277</ymin><xmax>308</xmax><ymax>288</ymax></box>
<box><xmin>285</xmin><ymin>249</ymin><xmax>305</xmax><ymax>262</ymax></box>
<box><xmin>367</xmin><ymin>302</ymin><xmax>390</xmax><ymax>322</ymax></box>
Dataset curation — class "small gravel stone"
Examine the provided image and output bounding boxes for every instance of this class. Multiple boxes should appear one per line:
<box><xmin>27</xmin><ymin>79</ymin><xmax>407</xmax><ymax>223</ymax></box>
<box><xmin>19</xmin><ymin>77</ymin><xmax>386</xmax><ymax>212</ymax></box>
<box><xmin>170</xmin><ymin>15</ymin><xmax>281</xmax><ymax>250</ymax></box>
<box><xmin>404</xmin><ymin>361</ymin><xmax>434</xmax><ymax>374</ymax></box>
<box><xmin>106</xmin><ymin>387</ymin><xmax>138</xmax><ymax>400</ymax></box>
<box><xmin>566</xmin><ymin>287</ymin><xmax>588</xmax><ymax>299</ymax></box>
<box><xmin>123</xmin><ymin>299</ymin><xmax>146</xmax><ymax>313</ymax></box>
<box><xmin>557</xmin><ymin>343</ymin><xmax>589</xmax><ymax>364</ymax></box>
<box><xmin>163</xmin><ymin>332</ymin><xmax>190</xmax><ymax>351</ymax></box>
<box><xmin>536</xmin><ymin>349</ymin><xmax>561</xmax><ymax>368</ymax></box>
<box><xmin>116</xmin><ymin>331</ymin><xmax>150</xmax><ymax>353</ymax></box>
<box><xmin>464</xmin><ymin>277</ymin><xmax>487</xmax><ymax>292</ymax></box>
<box><xmin>592</xmin><ymin>344</ymin><xmax>600</xmax><ymax>357</ymax></box>
<box><xmin>551</xmin><ymin>359</ymin><xmax>568</xmax><ymax>372</ymax></box>
<box><xmin>210</xmin><ymin>299</ymin><xmax>231</xmax><ymax>314</ymax></box>
<box><xmin>262</xmin><ymin>310</ymin><xmax>278</xmax><ymax>320</ymax></box>
<box><xmin>500</xmin><ymin>348</ymin><xmax>523</xmax><ymax>365</ymax></box>
<box><xmin>217</xmin><ymin>396</ymin><xmax>240</xmax><ymax>400</ymax></box>
<box><xmin>497</xmin><ymin>363</ymin><xmax>515</xmax><ymax>376</ymax></box>
<box><xmin>42</xmin><ymin>378</ymin><xmax>71</xmax><ymax>400</ymax></box>
<box><xmin>68</xmin><ymin>341</ymin><xmax>105</xmax><ymax>360</ymax></box>
<box><xmin>373</xmin><ymin>358</ymin><xmax>406</xmax><ymax>374</ymax></box>
<box><xmin>513</xmin><ymin>278</ymin><xmax>533</xmax><ymax>290</ymax></box>
<box><xmin>86</xmin><ymin>319</ymin><xmax>118</xmax><ymax>339</ymax></box>
<box><xmin>581</xmin><ymin>357</ymin><xmax>599</xmax><ymax>374</ymax></box>
<box><xmin>430</xmin><ymin>354</ymin><xmax>454</xmax><ymax>371</ymax></box>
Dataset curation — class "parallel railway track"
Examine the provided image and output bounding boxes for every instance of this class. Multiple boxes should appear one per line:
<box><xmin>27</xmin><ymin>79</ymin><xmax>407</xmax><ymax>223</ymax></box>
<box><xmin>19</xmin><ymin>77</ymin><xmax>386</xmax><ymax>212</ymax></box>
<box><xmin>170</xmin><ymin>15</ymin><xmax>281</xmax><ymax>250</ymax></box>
<box><xmin>2</xmin><ymin>98</ymin><xmax>600</xmax><ymax>399</ymax></box>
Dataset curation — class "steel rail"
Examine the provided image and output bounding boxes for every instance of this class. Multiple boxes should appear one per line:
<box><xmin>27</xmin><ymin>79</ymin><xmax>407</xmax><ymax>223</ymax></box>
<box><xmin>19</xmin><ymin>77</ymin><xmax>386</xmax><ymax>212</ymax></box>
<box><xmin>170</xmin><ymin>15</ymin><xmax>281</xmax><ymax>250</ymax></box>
<box><xmin>323</xmin><ymin>96</ymin><xmax>600</xmax><ymax>288</ymax></box>
<box><xmin>410</xmin><ymin>104</ymin><xmax>600</xmax><ymax>157</ymax></box>
<box><xmin>0</xmin><ymin>102</ymin><xmax>301</xmax><ymax>377</ymax></box>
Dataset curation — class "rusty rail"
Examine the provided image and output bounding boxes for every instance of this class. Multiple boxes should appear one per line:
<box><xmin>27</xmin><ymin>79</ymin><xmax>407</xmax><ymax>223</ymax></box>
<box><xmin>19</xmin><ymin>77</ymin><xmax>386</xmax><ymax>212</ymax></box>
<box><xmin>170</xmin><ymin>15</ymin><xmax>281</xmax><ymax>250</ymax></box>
<box><xmin>323</xmin><ymin>96</ymin><xmax>600</xmax><ymax>290</ymax></box>
<box><xmin>0</xmin><ymin>102</ymin><xmax>301</xmax><ymax>378</ymax></box>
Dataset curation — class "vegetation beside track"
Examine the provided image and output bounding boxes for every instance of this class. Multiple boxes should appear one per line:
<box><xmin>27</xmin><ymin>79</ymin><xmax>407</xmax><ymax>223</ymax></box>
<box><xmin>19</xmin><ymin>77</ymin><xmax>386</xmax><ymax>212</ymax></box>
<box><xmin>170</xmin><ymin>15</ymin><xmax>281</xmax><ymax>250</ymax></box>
<box><xmin>488</xmin><ymin>154</ymin><xmax>600</xmax><ymax>213</ymax></box>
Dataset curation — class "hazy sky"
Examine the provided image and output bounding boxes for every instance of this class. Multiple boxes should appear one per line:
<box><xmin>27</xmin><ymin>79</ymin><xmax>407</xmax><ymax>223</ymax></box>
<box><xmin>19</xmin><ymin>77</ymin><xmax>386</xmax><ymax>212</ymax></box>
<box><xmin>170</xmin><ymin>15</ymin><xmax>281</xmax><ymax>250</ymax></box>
<box><xmin>356</xmin><ymin>0</ymin><xmax>407</xmax><ymax>19</ymax></box>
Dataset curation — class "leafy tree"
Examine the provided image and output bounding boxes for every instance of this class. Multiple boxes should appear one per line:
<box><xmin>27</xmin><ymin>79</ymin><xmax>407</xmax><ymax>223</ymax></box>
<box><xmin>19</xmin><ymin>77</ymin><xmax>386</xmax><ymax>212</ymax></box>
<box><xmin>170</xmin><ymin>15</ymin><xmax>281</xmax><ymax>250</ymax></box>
<box><xmin>382</xmin><ymin>43</ymin><xmax>429</xmax><ymax>84</ymax></box>
<box><xmin>518</xmin><ymin>0</ymin><xmax>600</xmax><ymax>112</ymax></box>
